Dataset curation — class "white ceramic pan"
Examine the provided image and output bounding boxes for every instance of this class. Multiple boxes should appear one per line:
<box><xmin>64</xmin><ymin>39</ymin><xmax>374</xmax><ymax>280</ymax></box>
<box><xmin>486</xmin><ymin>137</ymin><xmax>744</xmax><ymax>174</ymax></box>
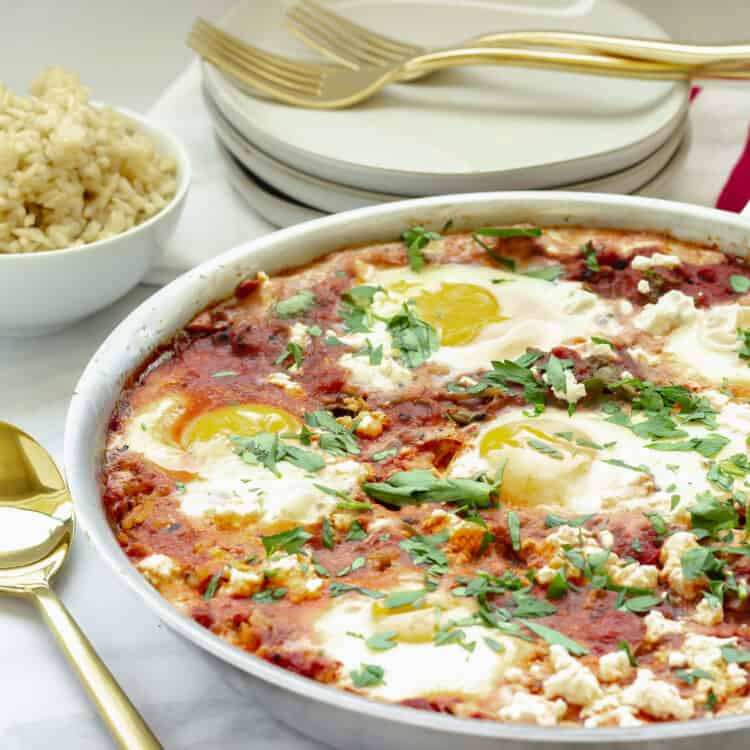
<box><xmin>66</xmin><ymin>192</ymin><xmax>750</xmax><ymax>750</ymax></box>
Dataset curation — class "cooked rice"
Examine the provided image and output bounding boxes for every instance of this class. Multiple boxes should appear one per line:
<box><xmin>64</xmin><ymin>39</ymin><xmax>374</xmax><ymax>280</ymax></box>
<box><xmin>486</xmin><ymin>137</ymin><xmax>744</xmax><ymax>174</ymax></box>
<box><xmin>0</xmin><ymin>68</ymin><xmax>177</xmax><ymax>254</ymax></box>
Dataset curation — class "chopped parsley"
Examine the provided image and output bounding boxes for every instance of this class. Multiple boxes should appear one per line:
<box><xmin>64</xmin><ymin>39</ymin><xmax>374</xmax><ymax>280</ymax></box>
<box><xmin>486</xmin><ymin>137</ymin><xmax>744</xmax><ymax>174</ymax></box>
<box><xmin>730</xmin><ymin>275</ymin><xmax>750</xmax><ymax>294</ymax></box>
<box><xmin>521</xmin><ymin>266</ymin><xmax>565</xmax><ymax>282</ymax></box>
<box><xmin>345</xmin><ymin>520</ymin><xmax>367</xmax><ymax>542</ymax></box>
<box><xmin>339</xmin><ymin>285</ymin><xmax>383</xmax><ymax>333</ymax></box>
<box><xmin>350</xmin><ymin>663</ymin><xmax>385</xmax><ymax>687</ymax></box>
<box><xmin>305</xmin><ymin>410</ymin><xmax>360</xmax><ymax>455</ymax></box>
<box><xmin>362</xmin><ymin>469</ymin><xmax>500</xmax><ymax>509</ymax></box>
<box><xmin>366</xmin><ymin>631</ymin><xmax>398</xmax><ymax>651</ymax></box>
<box><xmin>355</xmin><ymin>338</ymin><xmax>383</xmax><ymax>366</ymax></box>
<box><xmin>474</xmin><ymin>226</ymin><xmax>542</xmax><ymax>239</ymax></box>
<box><xmin>382</xmin><ymin>589</ymin><xmax>426</xmax><ymax>610</ymax></box>
<box><xmin>520</xmin><ymin>620</ymin><xmax>589</xmax><ymax>656</ymax></box>
<box><xmin>675</xmin><ymin>668</ymin><xmax>713</xmax><ymax>685</ymax></box>
<box><xmin>329</xmin><ymin>582</ymin><xmax>383</xmax><ymax>599</ymax></box>
<box><xmin>527</xmin><ymin>438</ymin><xmax>564</xmax><ymax>460</ymax></box>
<box><xmin>322</xmin><ymin>518</ymin><xmax>335</xmax><ymax>550</ymax></box>
<box><xmin>582</xmin><ymin>241</ymin><xmax>600</xmax><ymax>272</ymax></box>
<box><xmin>507</xmin><ymin>511</ymin><xmax>521</xmax><ymax>551</ymax></box>
<box><xmin>739</xmin><ymin>328</ymin><xmax>750</xmax><ymax>363</ymax></box>
<box><xmin>260</xmin><ymin>526</ymin><xmax>312</xmax><ymax>556</ymax></box>
<box><xmin>371</xmin><ymin>447</ymin><xmax>398</xmax><ymax>462</ymax></box>
<box><xmin>591</xmin><ymin>336</ymin><xmax>615</xmax><ymax>349</ymax></box>
<box><xmin>400</xmin><ymin>531</ymin><xmax>449</xmax><ymax>578</ymax></box>
<box><xmin>252</xmin><ymin>588</ymin><xmax>288</xmax><ymax>603</ymax></box>
<box><xmin>203</xmin><ymin>569</ymin><xmax>223</xmax><ymax>600</ymax></box>
<box><xmin>232</xmin><ymin>432</ymin><xmax>325</xmax><ymax>476</ymax></box>
<box><xmin>689</xmin><ymin>494</ymin><xmax>739</xmax><ymax>539</ymax></box>
<box><xmin>402</xmin><ymin>225</ymin><xmax>442</xmax><ymax>272</ymax></box>
<box><xmin>618</xmin><ymin>640</ymin><xmax>638</xmax><ymax>666</ymax></box>
<box><xmin>721</xmin><ymin>645</ymin><xmax>750</xmax><ymax>663</ymax></box>
<box><xmin>274</xmin><ymin>341</ymin><xmax>304</xmax><ymax>369</ymax></box>
<box><xmin>211</xmin><ymin>370</ymin><xmax>239</xmax><ymax>378</ymax></box>
<box><xmin>275</xmin><ymin>289</ymin><xmax>315</xmax><ymax>319</ymax></box>
<box><xmin>544</xmin><ymin>513</ymin><xmax>594</xmax><ymax>528</ymax></box>
<box><xmin>484</xmin><ymin>636</ymin><xmax>506</xmax><ymax>653</ymax></box>
<box><xmin>386</xmin><ymin>304</ymin><xmax>439</xmax><ymax>369</ymax></box>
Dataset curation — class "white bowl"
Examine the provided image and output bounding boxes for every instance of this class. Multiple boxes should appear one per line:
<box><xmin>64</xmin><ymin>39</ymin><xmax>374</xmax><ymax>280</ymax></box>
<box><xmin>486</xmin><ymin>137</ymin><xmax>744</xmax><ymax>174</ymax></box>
<box><xmin>67</xmin><ymin>192</ymin><xmax>750</xmax><ymax>750</ymax></box>
<box><xmin>0</xmin><ymin>108</ymin><xmax>191</xmax><ymax>338</ymax></box>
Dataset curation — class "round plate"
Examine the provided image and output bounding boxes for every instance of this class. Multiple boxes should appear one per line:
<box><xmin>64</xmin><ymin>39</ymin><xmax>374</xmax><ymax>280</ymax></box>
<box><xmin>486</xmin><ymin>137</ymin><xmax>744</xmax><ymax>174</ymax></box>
<box><xmin>219</xmin><ymin>140</ymin><xmax>325</xmax><ymax>227</ymax></box>
<box><xmin>208</xmin><ymin>87</ymin><xmax>689</xmax><ymax>213</ymax></box>
<box><xmin>203</xmin><ymin>0</ymin><xmax>689</xmax><ymax>196</ymax></box>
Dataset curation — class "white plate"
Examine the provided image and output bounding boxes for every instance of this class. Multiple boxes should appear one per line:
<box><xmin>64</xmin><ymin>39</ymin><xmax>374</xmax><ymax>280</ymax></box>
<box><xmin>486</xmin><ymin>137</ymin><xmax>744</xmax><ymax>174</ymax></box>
<box><xmin>217</xmin><ymin>122</ymin><xmax>691</xmax><ymax>229</ymax></box>
<box><xmin>203</xmin><ymin>0</ymin><xmax>689</xmax><ymax>196</ymax></box>
<box><xmin>219</xmin><ymin>140</ymin><xmax>326</xmax><ymax>227</ymax></box>
<box><xmin>208</xmin><ymin>87</ymin><xmax>689</xmax><ymax>213</ymax></box>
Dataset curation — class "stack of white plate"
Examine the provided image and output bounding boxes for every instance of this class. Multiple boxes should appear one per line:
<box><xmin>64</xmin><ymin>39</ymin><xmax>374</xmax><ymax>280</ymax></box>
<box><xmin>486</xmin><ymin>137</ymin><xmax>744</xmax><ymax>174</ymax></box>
<box><xmin>203</xmin><ymin>0</ymin><xmax>692</xmax><ymax>228</ymax></box>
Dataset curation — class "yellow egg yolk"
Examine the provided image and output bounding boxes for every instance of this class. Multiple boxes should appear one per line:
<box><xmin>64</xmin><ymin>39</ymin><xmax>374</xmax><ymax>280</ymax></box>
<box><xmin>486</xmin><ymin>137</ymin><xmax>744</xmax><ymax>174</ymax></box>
<box><xmin>413</xmin><ymin>283</ymin><xmax>507</xmax><ymax>346</ymax></box>
<box><xmin>479</xmin><ymin>420</ymin><xmax>596</xmax><ymax>459</ymax></box>
<box><xmin>181</xmin><ymin>404</ymin><xmax>299</xmax><ymax>447</ymax></box>
<box><xmin>479</xmin><ymin>420</ymin><xmax>598</xmax><ymax>508</ymax></box>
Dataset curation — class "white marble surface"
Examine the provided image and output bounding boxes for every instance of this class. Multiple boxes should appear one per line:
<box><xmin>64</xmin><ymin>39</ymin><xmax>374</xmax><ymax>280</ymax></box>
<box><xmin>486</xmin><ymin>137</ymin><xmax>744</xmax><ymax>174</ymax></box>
<box><xmin>2</xmin><ymin>1</ymin><xmax>750</xmax><ymax>748</ymax></box>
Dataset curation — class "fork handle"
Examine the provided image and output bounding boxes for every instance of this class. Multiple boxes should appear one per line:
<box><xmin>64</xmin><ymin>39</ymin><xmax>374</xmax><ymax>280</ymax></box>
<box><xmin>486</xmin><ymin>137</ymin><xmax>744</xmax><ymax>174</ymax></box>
<box><xmin>470</xmin><ymin>31</ymin><xmax>750</xmax><ymax>68</ymax></box>
<box><xmin>402</xmin><ymin>46</ymin><xmax>749</xmax><ymax>80</ymax></box>
<box><xmin>31</xmin><ymin>585</ymin><xmax>163</xmax><ymax>750</ymax></box>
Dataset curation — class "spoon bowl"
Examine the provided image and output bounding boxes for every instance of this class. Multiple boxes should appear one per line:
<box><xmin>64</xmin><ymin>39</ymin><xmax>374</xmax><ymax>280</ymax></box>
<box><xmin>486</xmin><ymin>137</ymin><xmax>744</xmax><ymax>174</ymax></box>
<box><xmin>0</xmin><ymin>421</ymin><xmax>162</xmax><ymax>749</ymax></box>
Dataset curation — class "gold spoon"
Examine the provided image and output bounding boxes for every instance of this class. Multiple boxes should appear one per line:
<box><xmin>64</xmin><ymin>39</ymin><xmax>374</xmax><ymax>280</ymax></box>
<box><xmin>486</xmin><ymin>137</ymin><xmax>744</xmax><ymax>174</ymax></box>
<box><xmin>0</xmin><ymin>421</ymin><xmax>162</xmax><ymax>749</ymax></box>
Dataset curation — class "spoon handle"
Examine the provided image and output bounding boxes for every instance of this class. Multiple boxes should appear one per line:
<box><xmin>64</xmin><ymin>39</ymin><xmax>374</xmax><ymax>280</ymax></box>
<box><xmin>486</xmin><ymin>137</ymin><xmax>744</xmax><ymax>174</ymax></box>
<box><xmin>31</xmin><ymin>585</ymin><xmax>163</xmax><ymax>749</ymax></box>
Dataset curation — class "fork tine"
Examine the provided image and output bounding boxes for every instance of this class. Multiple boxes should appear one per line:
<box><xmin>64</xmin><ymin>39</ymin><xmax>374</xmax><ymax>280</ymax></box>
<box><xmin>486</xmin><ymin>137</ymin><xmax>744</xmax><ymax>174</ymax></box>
<box><xmin>289</xmin><ymin>5</ymin><xmax>399</xmax><ymax>66</ymax></box>
<box><xmin>298</xmin><ymin>0</ymin><xmax>420</xmax><ymax>57</ymax></box>
<box><xmin>193</xmin><ymin>32</ymin><xmax>319</xmax><ymax>92</ymax></box>
<box><xmin>188</xmin><ymin>30</ymin><xmax>322</xmax><ymax>98</ymax></box>
<box><xmin>193</xmin><ymin>19</ymin><xmax>322</xmax><ymax>82</ymax></box>
<box><xmin>286</xmin><ymin>8</ymin><xmax>389</xmax><ymax>67</ymax></box>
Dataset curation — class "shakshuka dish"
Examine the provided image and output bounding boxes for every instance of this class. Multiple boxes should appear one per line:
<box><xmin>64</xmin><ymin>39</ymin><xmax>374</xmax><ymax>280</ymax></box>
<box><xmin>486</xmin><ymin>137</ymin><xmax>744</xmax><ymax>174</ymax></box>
<box><xmin>103</xmin><ymin>224</ymin><xmax>750</xmax><ymax>727</ymax></box>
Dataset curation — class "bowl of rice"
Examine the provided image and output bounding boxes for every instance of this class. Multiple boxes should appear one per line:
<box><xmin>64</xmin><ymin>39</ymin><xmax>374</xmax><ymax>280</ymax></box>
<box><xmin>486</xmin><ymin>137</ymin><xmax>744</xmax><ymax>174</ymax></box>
<box><xmin>0</xmin><ymin>68</ymin><xmax>191</xmax><ymax>337</ymax></box>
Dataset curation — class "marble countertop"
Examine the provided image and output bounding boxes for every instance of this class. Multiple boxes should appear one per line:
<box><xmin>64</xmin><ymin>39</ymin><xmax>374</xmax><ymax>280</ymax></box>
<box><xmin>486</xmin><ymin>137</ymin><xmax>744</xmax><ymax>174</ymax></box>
<box><xmin>2</xmin><ymin>1</ymin><xmax>749</xmax><ymax>747</ymax></box>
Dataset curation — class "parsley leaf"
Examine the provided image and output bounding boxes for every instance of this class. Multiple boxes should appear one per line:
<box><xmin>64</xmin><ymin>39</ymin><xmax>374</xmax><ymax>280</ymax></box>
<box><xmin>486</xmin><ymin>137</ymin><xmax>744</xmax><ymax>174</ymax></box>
<box><xmin>232</xmin><ymin>432</ymin><xmax>325</xmax><ymax>476</ymax></box>
<box><xmin>362</xmin><ymin>470</ymin><xmax>500</xmax><ymax>509</ymax></box>
<box><xmin>322</xmin><ymin>518</ymin><xmax>335</xmax><ymax>550</ymax></box>
<box><xmin>339</xmin><ymin>285</ymin><xmax>383</xmax><ymax>333</ymax></box>
<box><xmin>203</xmin><ymin>569</ymin><xmax>223</xmax><ymax>600</ymax></box>
<box><xmin>582</xmin><ymin>241</ymin><xmax>600</xmax><ymax>272</ymax></box>
<box><xmin>382</xmin><ymin>589</ymin><xmax>426</xmax><ymax>610</ymax></box>
<box><xmin>675</xmin><ymin>668</ymin><xmax>713</xmax><ymax>685</ymax></box>
<box><xmin>521</xmin><ymin>266</ymin><xmax>565</xmax><ymax>282</ymax></box>
<box><xmin>329</xmin><ymin>582</ymin><xmax>384</xmax><ymax>599</ymax></box>
<box><xmin>520</xmin><ymin>620</ymin><xmax>589</xmax><ymax>656</ymax></box>
<box><xmin>345</xmin><ymin>520</ymin><xmax>367</xmax><ymax>542</ymax></box>
<box><xmin>350</xmin><ymin>663</ymin><xmax>385</xmax><ymax>687</ymax></box>
<box><xmin>275</xmin><ymin>289</ymin><xmax>316</xmax><ymax>319</ymax></box>
<box><xmin>252</xmin><ymin>587</ymin><xmax>288</xmax><ymax>603</ymax></box>
<box><xmin>261</xmin><ymin>526</ymin><xmax>312</xmax><ymax>556</ymax></box>
<box><xmin>474</xmin><ymin>226</ymin><xmax>542</xmax><ymax>239</ymax></box>
<box><xmin>618</xmin><ymin>594</ymin><xmax>662</xmax><ymax>613</ymax></box>
<box><xmin>527</xmin><ymin>438</ymin><xmax>564</xmax><ymax>460</ymax></box>
<box><xmin>402</xmin><ymin>226</ymin><xmax>442</xmax><ymax>272</ymax></box>
<box><xmin>274</xmin><ymin>342</ymin><xmax>304</xmax><ymax>369</ymax></box>
<box><xmin>305</xmin><ymin>410</ymin><xmax>360</xmax><ymax>455</ymax></box>
<box><xmin>681</xmin><ymin>547</ymin><xmax>725</xmax><ymax>581</ymax></box>
<box><xmin>721</xmin><ymin>645</ymin><xmax>750</xmax><ymax>663</ymax></box>
<box><xmin>507</xmin><ymin>511</ymin><xmax>521</xmax><ymax>551</ymax></box>
<box><xmin>366</xmin><ymin>631</ymin><xmax>398</xmax><ymax>651</ymax></box>
<box><xmin>730</xmin><ymin>275</ymin><xmax>750</xmax><ymax>294</ymax></box>
<box><xmin>400</xmin><ymin>531</ymin><xmax>449</xmax><ymax>577</ymax></box>
<box><xmin>512</xmin><ymin>591</ymin><xmax>556</xmax><ymax>618</ymax></box>
<box><xmin>544</xmin><ymin>513</ymin><xmax>594</xmax><ymax>528</ymax></box>
<box><xmin>386</xmin><ymin>304</ymin><xmax>439</xmax><ymax>368</ymax></box>
<box><xmin>689</xmin><ymin>494</ymin><xmax>739</xmax><ymax>538</ymax></box>
<box><xmin>372</xmin><ymin>447</ymin><xmax>398</xmax><ymax>462</ymax></box>
<box><xmin>211</xmin><ymin>370</ymin><xmax>239</xmax><ymax>378</ymax></box>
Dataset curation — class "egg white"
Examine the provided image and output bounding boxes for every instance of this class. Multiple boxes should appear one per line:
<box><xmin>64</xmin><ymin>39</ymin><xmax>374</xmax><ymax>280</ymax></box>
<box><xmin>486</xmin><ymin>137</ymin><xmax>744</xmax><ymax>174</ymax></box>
<box><xmin>314</xmin><ymin>584</ymin><xmax>535</xmax><ymax>701</ymax></box>
<box><xmin>357</xmin><ymin>264</ymin><xmax>621</xmax><ymax>379</ymax></box>
<box><xmin>448</xmin><ymin>403</ymin><xmax>748</xmax><ymax>517</ymax></box>
<box><xmin>117</xmin><ymin>396</ymin><xmax>368</xmax><ymax>524</ymax></box>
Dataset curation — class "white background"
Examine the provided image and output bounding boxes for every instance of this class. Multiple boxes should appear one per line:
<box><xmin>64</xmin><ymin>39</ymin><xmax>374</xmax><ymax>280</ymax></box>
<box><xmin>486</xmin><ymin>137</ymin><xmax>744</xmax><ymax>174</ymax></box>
<box><xmin>1</xmin><ymin>2</ymin><xmax>749</xmax><ymax>748</ymax></box>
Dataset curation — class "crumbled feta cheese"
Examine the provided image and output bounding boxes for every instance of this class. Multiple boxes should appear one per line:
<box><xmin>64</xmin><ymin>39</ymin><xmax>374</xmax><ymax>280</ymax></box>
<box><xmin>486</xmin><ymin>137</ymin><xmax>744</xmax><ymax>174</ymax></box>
<box><xmin>693</xmin><ymin>597</ymin><xmax>724</xmax><ymax>626</ymax></box>
<box><xmin>637</xmin><ymin>279</ymin><xmax>651</xmax><ymax>295</ymax></box>
<box><xmin>660</xmin><ymin>531</ymin><xmax>703</xmax><ymax>598</ymax></box>
<box><xmin>137</xmin><ymin>554</ymin><xmax>180</xmax><ymax>586</ymax></box>
<box><xmin>668</xmin><ymin>651</ymin><xmax>687</xmax><ymax>668</ymax></box>
<box><xmin>682</xmin><ymin>633</ymin><xmax>746</xmax><ymax>701</ymax></box>
<box><xmin>644</xmin><ymin>610</ymin><xmax>684</xmax><ymax>643</ymax></box>
<box><xmin>598</xmin><ymin>530</ymin><xmax>614</xmax><ymax>549</ymax></box>
<box><xmin>631</xmin><ymin>253</ymin><xmax>683</xmax><ymax>271</ymax></box>
<box><xmin>498</xmin><ymin>690</ymin><xmax>567</xmax><ymax>726</ymax></box>
<box><xmin>288</xmin><ymin>321</ymin><xmax>311</xmax><ymax>348</ymax></box>
<box><xmin>267</xmin><ymin>371</ymin><xmax>304</xmax><ymax>394</ymax></box>
<box><xmin>634</xmin><ymin>290</ymin><xmax>696</xmax><ymax>336</ymax></box>
<box><xmin>598</xmin><ymin>650</ymin><xmax>634</xmax><ymax>683</ymax></box>
<box><xmin>543</xmin><ymin>645</ymin><xmax>602</xmax><ymax>706</ymax></box>
<box><xmin>582</xmin><ymin>695</ymin><xmax>643</xmax><ymax>727</ymax></box>
<box><xmin>629</xmin><ymin>346</ymin><xmax>660</xmax><ymax>367</ymax></box>
<box><xmin>621</xmin><ymin>668</ymin><xmax>694</xmax><ymax>720</ymax></box>
<box><xmin>224</xmin><ymin>567</ymin><xmax>263</xmax><ymax>597</ymax></box>
<box><xmin>549</xmin><ymin>369</ymin><xmax>587</xmax><ymax>405</ymax></box>
<box><xmin>265</xmin><ymin>553</ymin><xmax>324</xmax><ymax>601</ymax></box>
<box><xmin>609</xmin><ymin>560</ymin><xmax>659</xmax><ymax>590</ymax></box>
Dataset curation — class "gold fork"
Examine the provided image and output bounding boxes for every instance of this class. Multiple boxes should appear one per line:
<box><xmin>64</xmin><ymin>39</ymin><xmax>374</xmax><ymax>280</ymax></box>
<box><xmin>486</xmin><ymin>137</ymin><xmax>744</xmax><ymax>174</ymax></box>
<box><xmin>286</xmin><ymin>0</ymin><xmax>750</xmax><ymax>73</ymax></box>
<box><xmin>187</xmin><ymin>19</ymin><xmax>750</xmax><ymax>111</ymax></box>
